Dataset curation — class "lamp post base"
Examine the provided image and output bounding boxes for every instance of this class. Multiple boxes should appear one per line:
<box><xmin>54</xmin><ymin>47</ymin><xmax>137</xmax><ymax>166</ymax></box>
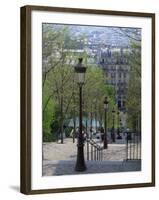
<box><xmin>117</xmin><ymin>134</ymin><xmax>122</xmax><ymax>139</ymax></box>
<box><xmin>75</xmin><ymin>145</ymin><xmax>87</xmax><ymax>171</ymax></box>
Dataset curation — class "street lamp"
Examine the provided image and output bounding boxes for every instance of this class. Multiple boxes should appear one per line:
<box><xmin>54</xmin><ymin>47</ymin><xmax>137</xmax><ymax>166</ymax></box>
<box><xmin>74</xmin><ymin>58</ymin><xmax>87</xmax><ymax>171</ymax></box>
<box><xmin>111</xmin><ymin>107</ymin><xmax>116</xmax><ymax>142</ymax></box>
<box><xmin>103</xmin><ymin>97</ymin><xmax>109</xmax><ymax>149</ymax></box>
<box><xmin>117</xmin><ymin>110</ymin><xmax>122</xmax><ymax>139</ymax></box>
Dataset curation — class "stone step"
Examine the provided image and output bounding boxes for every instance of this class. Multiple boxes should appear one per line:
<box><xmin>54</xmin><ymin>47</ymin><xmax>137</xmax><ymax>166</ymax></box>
<box><xmin>43</xmin><ymin>160</ymin><xmax>141</xmax><ymax>176</ymax></box>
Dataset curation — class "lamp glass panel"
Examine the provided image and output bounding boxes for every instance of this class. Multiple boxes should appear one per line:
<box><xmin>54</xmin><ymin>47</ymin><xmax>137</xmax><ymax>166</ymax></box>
<box><xmin>76</xmin><ymin>73</ymin><xmax>85</xmax><ymax>84</ymax></box>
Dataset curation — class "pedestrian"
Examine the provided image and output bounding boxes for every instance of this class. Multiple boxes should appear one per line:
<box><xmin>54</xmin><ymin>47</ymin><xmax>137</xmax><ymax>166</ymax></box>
<box><xmin>101</xmin><ymin>127</ymin><xmax>104</xmax><ymax>141</ymax></box>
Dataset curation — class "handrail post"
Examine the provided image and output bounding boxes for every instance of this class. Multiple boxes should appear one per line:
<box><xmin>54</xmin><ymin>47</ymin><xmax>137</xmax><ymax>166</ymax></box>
<box><xmin>91</xmin><ymin>143</ymin><xmax>93</xmax><ymax>160</ymax></box>
<box><xmin>86</xmin><ymin>139</ymin><xmax>104</xmax><ymax>162</ymax></box>
<box><xmin>87</xmin><ymin>138</ymin><xmax>89</xmax><ymax>161</ymax></box>
<box><xmin>127</xmin><ymin>133</ymin><xmax>128</xmax><ymax>160</ymax></box>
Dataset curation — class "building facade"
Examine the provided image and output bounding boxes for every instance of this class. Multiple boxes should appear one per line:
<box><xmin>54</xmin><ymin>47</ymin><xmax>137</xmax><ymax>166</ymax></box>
<box><xmin>99</xmin><ymin>46</ymin><xmax>130</xmax><ymax>111</ymax></box>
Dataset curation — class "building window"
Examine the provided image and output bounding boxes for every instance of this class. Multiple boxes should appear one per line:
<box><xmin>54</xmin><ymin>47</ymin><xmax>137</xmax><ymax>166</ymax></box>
<box><xmin>111</xmin><ymin>73</ymin><xmax>116</xmax><ymax>78</ymax></box>
<box><xmin>118</xmin><ymin>100</ymin><xmax>121</xmax><ymax>109</ymax></box>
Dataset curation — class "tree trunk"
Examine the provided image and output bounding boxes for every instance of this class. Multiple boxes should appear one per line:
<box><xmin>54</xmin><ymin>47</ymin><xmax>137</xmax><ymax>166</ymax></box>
<box><xmin>60</xmin><ymin>95</ymin><xmax>64</xmax><ymax>144</ymax></box>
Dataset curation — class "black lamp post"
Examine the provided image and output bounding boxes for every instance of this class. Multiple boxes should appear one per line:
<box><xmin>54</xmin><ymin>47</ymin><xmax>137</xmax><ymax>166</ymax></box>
<box><xmin>117</xmin><ymin>110</ymin><xmax>122</xmax><ymax>139</ymax></box>
<box><xmin>93</xmin><ymin>99</ymin><xmax>97</xmax><ymax>133</ymax></box>
<box><xmin>72</xmin><ymin>91</ymin><xmax>76</xmax><ymax>143</ymax></box>
<box><xmin>103</xmin><ymin>97</ymin><xmax>109</xmax><ymax>149</ymax></box>
<box><xmin>74</xmin><ymin>58</ymin><xmax>87</xmax><ymax>171</ymax></box>
<box><xmin>73</xmin><ymin>104</ymin><xmax>76</xmax><ymax>143</ymax></box>
<box><xmin>111</xmin><ymin>107</ymin><xmax>116</xmax><ymax>142</ymax></box>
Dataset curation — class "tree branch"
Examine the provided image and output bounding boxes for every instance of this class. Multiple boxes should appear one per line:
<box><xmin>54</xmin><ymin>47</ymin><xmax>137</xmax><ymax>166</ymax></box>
<box><xmin>43</xmin><ymin>94</ymin><xmax>53</xmax><ymax>114</ymax></box>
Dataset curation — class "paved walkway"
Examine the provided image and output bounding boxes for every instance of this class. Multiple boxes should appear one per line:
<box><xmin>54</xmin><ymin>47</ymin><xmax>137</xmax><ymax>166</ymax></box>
<box><xmin>43</xmin><ymin>160</ymin><xmax>141</xmax><ymax>176</ymax></box>
<box><xmin>43</xmin><ymin>138</ymin><xmax>141</xmax><ymax>176</ymax></box>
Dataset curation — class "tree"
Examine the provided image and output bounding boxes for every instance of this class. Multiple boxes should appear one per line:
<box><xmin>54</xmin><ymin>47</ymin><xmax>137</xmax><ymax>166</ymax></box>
<box><xmin>83</xmin><ymin>66</ymin><xmax>115</xmax><ymax>130</ymax></box>
<box><xmin>42</xmin><ymin>24</ymin><xmax>88</xmax><ymax>142</ymax></box>
<box><xmin>126</xmin><ymin>40</ymin><xmax>141</xmax><ymax>130</ymax></box>
<box><xmin>42</xmin><ymin>24</ymin><xmax>117</xmax><ymax>142</ymax></box>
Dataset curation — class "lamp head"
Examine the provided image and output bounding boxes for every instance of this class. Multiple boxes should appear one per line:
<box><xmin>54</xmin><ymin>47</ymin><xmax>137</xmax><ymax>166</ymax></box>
<box><xmin>74</xmin><ymin>58</ymin><xmax>87</xmax><ymax>85</ymax></box>
<box><xmin>103</xmin><ymin>97</ymin><xmax>109</xmax><ymax>110</ymax></box>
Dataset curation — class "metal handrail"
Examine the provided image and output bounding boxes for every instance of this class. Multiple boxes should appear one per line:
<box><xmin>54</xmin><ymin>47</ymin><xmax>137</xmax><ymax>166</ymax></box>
<box><xmin>86</xmin><ymin>138</ymin><xmax>103</xmax><ymax>161</ymax></box>
<box><xmin>126</xmin><ymin>132</ymin><xmax>141</xmax><ymax>160</ymax></box>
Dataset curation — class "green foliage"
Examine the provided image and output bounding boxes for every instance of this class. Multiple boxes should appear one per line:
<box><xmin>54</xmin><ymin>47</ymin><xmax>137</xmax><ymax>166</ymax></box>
<box><xmin>42</xmin><ymin>97</ymin><xmax>55</xmax><ymax>142</ymax></box>
<box><xmin>83</xmin><ymin>66</ymin><xmax>116</xmax><ymax>128</ymax></box>
<box><xmin>42</xmin><ymin>24</ymin><xmax>116</xmax><ymax>141</ymax></box>
<box><xmin>126</xmin><ymin>40</ymin><xmax>141</xmax><ymax>130</ymax></box>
